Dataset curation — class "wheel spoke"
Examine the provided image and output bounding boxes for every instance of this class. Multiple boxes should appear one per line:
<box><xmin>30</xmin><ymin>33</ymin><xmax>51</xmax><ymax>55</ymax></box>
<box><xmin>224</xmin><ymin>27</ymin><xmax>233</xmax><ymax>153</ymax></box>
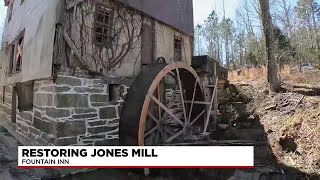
<box><xmin>155</xmin><ymin>129</ymin><xmax>160</xmax><ymax>143</ymax></box>
<box><xmin>128</xmin><ymin>63</ymin><xmax>208</xmax><ymax>146</ymax></box>
<box><xmin>163</xmin><ymin>126</ymin><xmax>174</xmax><ymax>136</ymax></box>
<box><xmin>190</xmin><ymin>110</ymin><xmax>205</xmax><ymax>126</ymax></box>
<box><xmin>147</xmin><ymin>112</ymin><xmax>159</xmax><ymax>124</ymax></box>
<box><xmin>157</xmin><ymin>84</ymin><xmax>162</xmax><ymax>120</ymax></box>
<box><xmin>160</xmin><ymin>128</ymin><xmax>164</xmax><ymax>141</ymax></box>
<box><xmin>165</xmin><ymin>130</ymin><xmax>183</xmax><ymax>143</ymax></box>
<box><xmin>175</xmin><ymin>67</ymin><xmax>188</xmax><ymax>123</ymax></box>
<box><xmin>187</xmin><ymin>79</ymin><xmax>198</xmax><ymax>124</ymax></box>
<box><xmin>148</xmin><ymin>94</ymin><xmax>184</xmax><ymax>126</ymax></box>
<box><xmin>145</xmin><ymin>126</ymin><xmax>158</xmax><ymax>138</ymax></box>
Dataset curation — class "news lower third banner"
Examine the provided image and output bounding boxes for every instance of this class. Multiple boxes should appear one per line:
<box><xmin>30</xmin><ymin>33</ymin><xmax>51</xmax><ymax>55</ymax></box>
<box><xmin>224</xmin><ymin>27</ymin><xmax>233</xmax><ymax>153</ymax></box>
<box><xmin>18</xmin><ymin>146</ymin><xmax>254</xmax><ymax>168</ymax></box>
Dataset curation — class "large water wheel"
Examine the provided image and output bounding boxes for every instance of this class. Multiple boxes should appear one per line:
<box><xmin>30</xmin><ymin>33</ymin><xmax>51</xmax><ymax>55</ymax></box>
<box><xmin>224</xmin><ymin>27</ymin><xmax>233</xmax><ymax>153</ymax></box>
<box><xmin>119</xmin><ymin>62</ymin><xmax>210</xmax><ymax>146</ymax></box>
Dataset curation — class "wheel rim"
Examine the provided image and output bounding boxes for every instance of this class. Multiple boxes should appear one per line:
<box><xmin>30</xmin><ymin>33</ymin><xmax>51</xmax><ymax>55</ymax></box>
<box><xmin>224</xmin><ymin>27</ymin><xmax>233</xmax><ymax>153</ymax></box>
<box><xmin>138</xmin><ymin>62</ymin><xmax>205</xmax><ymax>146</ymax></box>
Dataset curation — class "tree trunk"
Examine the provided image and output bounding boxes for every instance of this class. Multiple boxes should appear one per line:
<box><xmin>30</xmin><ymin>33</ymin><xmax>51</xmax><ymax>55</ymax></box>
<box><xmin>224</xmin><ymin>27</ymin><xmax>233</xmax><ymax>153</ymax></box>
<box><xmin>225</xmin><ymin>37</ymin><xmax>229</xmax><ymax>68</ymax></box>
<box><xmin>217</xmin><ymin>36</ymin><xmax>221</xmax><ymax>63</ymax></box>
<box><xmin>311</xmin><ymin>4</ymin><xmax>320</xmax><ymax>62</ymax></box>
<box><xmin>259</xmin><ymin>0</ymin><xmax>281</xmax><ymax>92</ymax></box>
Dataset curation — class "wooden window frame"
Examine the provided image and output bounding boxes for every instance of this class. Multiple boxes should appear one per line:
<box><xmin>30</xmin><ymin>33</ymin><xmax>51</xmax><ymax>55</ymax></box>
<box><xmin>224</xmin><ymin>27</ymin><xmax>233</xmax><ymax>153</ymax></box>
<box><xmin>8</xmin><ymin>30</ymin><xmax>25</xmax><ymax>75</ymax></box>
<box><xmin>94</xmin><ymin>3</ymin><xmax>114</xmax><ymax>47</ymax></box>
<box><xmin>174</xmin><ymin>36</ymin><xmax>182</xmax><ymax>62</ymax></box>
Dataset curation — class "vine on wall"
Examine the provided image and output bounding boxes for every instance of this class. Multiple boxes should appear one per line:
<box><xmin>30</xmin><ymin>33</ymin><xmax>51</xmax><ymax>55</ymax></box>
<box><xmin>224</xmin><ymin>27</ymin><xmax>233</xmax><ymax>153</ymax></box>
<box><xmin>62</xmin><ymin>0</ymin><xmax>143</xmax><ymax>76</ymax></box>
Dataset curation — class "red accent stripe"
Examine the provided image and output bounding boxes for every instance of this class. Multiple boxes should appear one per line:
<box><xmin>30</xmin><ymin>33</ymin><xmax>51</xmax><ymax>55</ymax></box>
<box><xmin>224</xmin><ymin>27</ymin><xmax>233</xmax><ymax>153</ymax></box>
<box><xmin>18</xmin><ymin>166</ymin><xmax>254</xmax><ymax>169</ymax></box>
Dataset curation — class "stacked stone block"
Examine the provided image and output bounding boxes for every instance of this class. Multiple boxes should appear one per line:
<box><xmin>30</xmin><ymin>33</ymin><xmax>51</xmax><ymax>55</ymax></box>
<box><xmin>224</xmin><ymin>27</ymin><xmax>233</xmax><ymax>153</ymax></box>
<box><xmin>0</xmin><ymin>86</ymin><xmax>14</xmax><ymax>125</ymax></box>
<box><xmin>0</xmin><ymin>74</ymin><xmax>131</xmax><ymax>146</ymax></box>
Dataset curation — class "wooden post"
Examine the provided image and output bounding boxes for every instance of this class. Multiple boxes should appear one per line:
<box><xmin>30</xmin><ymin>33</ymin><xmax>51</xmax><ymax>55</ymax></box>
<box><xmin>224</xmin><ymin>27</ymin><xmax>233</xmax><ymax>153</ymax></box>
<box><xmin>213</xmin><ymin>63</ymin><xmax>218</xmax><ymax>131</ymax></box>
<box><xmin>2</xmin><ymin>87</ymin><xmax>5</xmax><ymax>103</ymax></box>
<box><xmin>11</xmin><ymin>86</ymin><xmax>16</xmax><ymax>123</ymax></box>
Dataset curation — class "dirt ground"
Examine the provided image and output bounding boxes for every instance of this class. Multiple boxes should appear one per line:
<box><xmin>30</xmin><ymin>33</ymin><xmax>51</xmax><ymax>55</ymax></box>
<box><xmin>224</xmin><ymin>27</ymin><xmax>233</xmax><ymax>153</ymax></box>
<box><xmin>0</xmin><ymin>126</ymin><xmax>62</xmax><ymax>180</ymax></box>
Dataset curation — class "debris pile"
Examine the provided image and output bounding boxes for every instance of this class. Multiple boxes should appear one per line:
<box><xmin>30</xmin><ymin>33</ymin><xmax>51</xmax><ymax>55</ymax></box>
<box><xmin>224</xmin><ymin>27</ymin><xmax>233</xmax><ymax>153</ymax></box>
<box><xmin>264</xmin><ymin>93</ymin><xmax>304</xmax><ymax>115</ymax></box>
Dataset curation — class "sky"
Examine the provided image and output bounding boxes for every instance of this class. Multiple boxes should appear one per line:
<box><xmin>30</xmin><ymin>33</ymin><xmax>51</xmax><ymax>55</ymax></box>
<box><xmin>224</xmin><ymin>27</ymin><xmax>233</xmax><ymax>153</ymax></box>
<box><xmin>0</xmin><ymin>0</ymin><xmax>7</xmax><ymax>39</ymax></box>
<box><xmin>0</xmin><ymin>0</ymin><xmax>239</xmax><ymax>41</ymax></box>
<box><xmin>193</xmin><ymin>0</ymin><xmax>240</xmax><ymax>25</ymax></box>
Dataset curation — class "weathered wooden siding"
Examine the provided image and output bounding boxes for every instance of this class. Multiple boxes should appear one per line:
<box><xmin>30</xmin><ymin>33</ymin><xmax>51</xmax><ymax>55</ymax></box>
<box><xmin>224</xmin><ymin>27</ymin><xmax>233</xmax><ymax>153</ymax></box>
<box><xmin>154</xmin><ymin>21</ymin><xmax>193</xmax><ymax>64</ymax></box>
<box><xmin>65</xmin><ymin>0</ymin><xmax>143</xmax><ymax>78</ymax></box>
<box><xmin>0</xmin><ymin>0</ymin><xmax>64</xmax><ymax>85</ymax></box>
<box><xmin>65</xmin><ymin>0</ymin><xmax>193</xmax><ymax>77</ymax></box>
<box><xmin>1</xmin><ymin>0</ymin><xmax>194</xmax><ymax>82</ymax></box>
<box><xmin>0</xmin><ymin>50</ymin><xmax>8</xmax><ymax>86</ymax></box>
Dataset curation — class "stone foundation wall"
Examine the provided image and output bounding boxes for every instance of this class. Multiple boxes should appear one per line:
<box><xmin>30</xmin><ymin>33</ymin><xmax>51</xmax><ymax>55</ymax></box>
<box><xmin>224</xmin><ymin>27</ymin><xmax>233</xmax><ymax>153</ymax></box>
<box><xmin>0</xmin><ymin>86</ymin><xmax>14</xmax><ymax>123</ymax></box>
<box><xmin>0</xmin><ymin>74</ymin><xmax>131</xmax><ymax>146</ymax></box>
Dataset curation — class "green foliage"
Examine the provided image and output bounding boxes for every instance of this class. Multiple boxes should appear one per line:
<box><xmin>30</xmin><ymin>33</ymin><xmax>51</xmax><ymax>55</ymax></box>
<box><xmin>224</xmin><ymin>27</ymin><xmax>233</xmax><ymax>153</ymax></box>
<box><xmin>273</xmin><ymin>27</ymin><xmax>296</xmax><ymax>64</ymax></box>
<box><xmin>247</xmin><ymin>38</ymin><xmax>267</xmax><ymax>65</ymax></box>
<box><xmin>219</xmin><ymin>18</ymin><xmax>234</xmax><ymax>40</ymax></box>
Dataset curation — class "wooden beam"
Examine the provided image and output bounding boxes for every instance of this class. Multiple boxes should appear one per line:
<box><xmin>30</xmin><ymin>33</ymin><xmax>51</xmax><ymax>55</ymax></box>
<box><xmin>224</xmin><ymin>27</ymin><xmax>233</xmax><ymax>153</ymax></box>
<box><xmin>66</xmin><ymin>0</ymin><xmax>85</xmax><ymax>10</ymax></box>
<box><xmin>63</xmin><ymin>31</ymin><xmax>88</xmax><ymax>69</ymax></box>
<box><xmin>203</xmin><ymin>77</ymin><xmax>218</xmax><ymax>134</ymax></box>
<box><xmin>175</xmin><ymin>66</ymin><xmax>187</xmax><ymax>127</ymax></box>
<box><xmin>190</xmin><ymin>110</ymin><xmax>205</xmax><ymax>126</ymax></box>
<box><xmin>184</xmin><ymin>100</ymin><xmax>212</xmax><ymax>105</ymax></box>
<box><xmin>165</xmin><ymin>130</ymin><xmax>183</xmax><ymax>143</ymax></box>
<box><xmin>187</xmin><ymin>80</ymin><xmax>198</xmax><ymax>124</ymax></box>
<box><xmin>11</xmin><ymin>86</ymin><xmax>16</xmax><ymax>123</ymax></box>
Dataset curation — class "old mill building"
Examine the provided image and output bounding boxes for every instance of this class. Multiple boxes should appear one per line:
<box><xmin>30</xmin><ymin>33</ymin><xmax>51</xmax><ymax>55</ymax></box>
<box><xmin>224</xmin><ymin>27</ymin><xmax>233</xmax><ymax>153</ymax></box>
<box><xmin>0</xmin><ymin>0</ymin><xmax>194</xmax><ymax>146</ymax></box>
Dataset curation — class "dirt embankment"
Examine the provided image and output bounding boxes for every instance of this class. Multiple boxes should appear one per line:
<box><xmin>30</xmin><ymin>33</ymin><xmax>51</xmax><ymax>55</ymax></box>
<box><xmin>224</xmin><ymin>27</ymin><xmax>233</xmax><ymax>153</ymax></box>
<box><xmin>233</xmin><ymin>70</ymin><xmax>320</xmax><ymax>176</ymax></box>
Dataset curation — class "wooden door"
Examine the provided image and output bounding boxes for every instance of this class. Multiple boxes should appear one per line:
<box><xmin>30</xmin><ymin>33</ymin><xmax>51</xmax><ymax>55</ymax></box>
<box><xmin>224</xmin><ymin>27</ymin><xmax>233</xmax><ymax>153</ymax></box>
<box><xmin>141</xmin><ymin>23</ymin><xmax>154</xmax><ymax>64</ymax></box>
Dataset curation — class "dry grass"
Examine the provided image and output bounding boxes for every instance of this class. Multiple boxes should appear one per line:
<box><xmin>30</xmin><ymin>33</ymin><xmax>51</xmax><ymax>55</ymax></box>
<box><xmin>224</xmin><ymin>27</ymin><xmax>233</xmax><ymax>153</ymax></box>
<box><xmin>228</xmin><ymin>65</ymin><xmax>291</xmax><ymax>83</ymax></box>
<box><xmin>285</xmin><ymin>70</ymin><xmax>320</xmax><ymax>87</ymax></box>
<box><xmin>228</xmin><ymin>66</ymin><xmax>266</xmax><ymax>82</ymax></box>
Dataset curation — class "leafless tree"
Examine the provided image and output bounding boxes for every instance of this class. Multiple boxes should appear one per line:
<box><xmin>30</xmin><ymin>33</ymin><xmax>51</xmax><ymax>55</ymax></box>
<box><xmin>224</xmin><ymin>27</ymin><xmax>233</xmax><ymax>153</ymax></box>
<box><xmin>259</xmin><ymin>0</ymin><xmax>281</xmax><ymax>92</ymax></box>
